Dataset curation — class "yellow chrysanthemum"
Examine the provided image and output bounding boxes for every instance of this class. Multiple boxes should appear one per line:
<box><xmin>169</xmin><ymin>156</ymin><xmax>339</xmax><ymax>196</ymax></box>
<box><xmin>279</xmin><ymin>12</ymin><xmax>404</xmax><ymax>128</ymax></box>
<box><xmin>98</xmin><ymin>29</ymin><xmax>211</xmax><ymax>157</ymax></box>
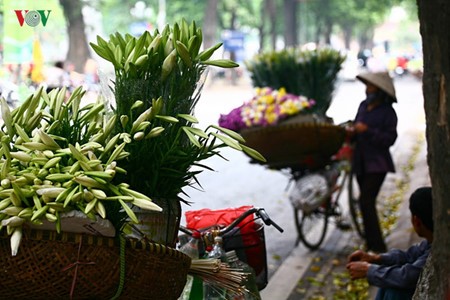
<box><xmin>258</xmin><ymin>87</ymin><xmax>270</xmax><ymax>96</ymax></box>
<box><xmin>279</xmin><ymin>100</ymin><xmax>300</xmax><ymax>115</ymax></box>
<box><xmin>277</xmin><ymin>87</ymin><xmax>287</xmax><ymax>100</ymax></box>
<box><xmin>253</xmin><ymin>113</ymin><xmax>262</xmax><ymax>123</ymax></box>
<box><xmin>265</xmin><ymin>112</ymin><xmax>278</xmax><ymax>124</ymax></box>
<box><xmin>301</xmin><ymin>101</ymin><xmax>310</xmax><ymax>108</ymax></box>
<box><xmin>257</xmin><ymin>94</ymin><xmax>273</xmax><ymax>105</ymax></box>
<box><xmin>256</xmin><ymin>104</ymin><xmax>266</xmax><ymax>112</ymax></box>
<box><xmin>241</xmin><ymin>107</ymin><xmax>252</xmax><ymax>118</ymax></box>
<box><xmin>232</xmin><ymin>87</ymin><xmax>314</xmax><ymax>129</ymax></box>
<box><xmin>266</xmin><ymin>104</ymin><xmax>275</xmax><ymax>113</ymax></box>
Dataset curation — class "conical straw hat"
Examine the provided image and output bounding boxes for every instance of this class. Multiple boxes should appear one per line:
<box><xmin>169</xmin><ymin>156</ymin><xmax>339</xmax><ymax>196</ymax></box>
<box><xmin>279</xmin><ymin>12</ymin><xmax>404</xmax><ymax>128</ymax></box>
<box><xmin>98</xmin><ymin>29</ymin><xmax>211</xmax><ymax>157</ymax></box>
<box><xmin>356</xmin><ymin>71</ymin><xmax>396</xmax><ymax>101</ymax></box>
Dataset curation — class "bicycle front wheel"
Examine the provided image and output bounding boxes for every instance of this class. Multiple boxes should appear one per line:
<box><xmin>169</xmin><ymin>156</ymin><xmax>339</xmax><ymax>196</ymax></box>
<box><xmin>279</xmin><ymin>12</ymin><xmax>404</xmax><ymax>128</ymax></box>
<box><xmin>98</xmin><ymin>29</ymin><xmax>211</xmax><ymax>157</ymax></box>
<box><xmin>294</xmin><ymin>200</ymin><xmax>330</xmax><ymax>250</ymax></box>
<box><xmin>348</xmin><ymin>171</ymin><xmax>365</xmax><ymax>238</ymax></box>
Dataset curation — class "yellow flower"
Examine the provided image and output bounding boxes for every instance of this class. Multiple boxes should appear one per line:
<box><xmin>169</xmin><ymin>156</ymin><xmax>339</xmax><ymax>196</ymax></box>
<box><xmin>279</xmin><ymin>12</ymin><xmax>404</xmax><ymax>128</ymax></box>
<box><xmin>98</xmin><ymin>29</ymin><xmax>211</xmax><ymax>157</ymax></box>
<box><xmin>277</xmin><ymin>87</ymin><xmax>287</xmax><ymax>100</ymax></box>
<box><xmin>253</xmin><ymin>112</ymin><xmax>262</xmax><ymax>124</ymax></box>
<box><xmin>257</xmin><ymin>94</ymin><xmax>274</xmax><ymax>105</ymax></box>
<box><xmin>241</xmin><ymin>107</ymin><xmax>252</xmax><ymax>118</ymax></box>
<box><xmin>265</xmin><ymin>112</ymin><xmax>278</xmax><ymax>124</ymax></box>
<box><xmin>256</xmin><ymin>104</ymin><xmax>266</xmax><ymax>112</ymax></box>
<box><xmin>257</xmin><ymin>87</ymin><xmax>270</xmax><ymax>96</ymax></box>
<box><xmin>280</xmin><ymin>100</ymin><xmax>300</xmax><ymax>115</ymax></box>
<box><xmin>266</xmin><ymin>104</ymin><xmax>275</xmax><ymax>113</ymax></box>
<box><xmin>235</xmin><ymin>87</ymin><xmax>314</xmax><ymax>129</ymax></box>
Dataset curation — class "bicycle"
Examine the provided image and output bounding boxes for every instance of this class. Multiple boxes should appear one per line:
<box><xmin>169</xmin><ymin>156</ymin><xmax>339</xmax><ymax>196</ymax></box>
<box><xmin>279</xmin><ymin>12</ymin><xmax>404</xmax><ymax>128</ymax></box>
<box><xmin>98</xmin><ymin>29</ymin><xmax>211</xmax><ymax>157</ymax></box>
<box><xmin>287</xmin><ymin>138</ymin><xmax>365</xmax><ymax>250</ymax></box>
<box><xmin>179</xmin><ymin>206</ymin><xmax>283</xmax><ymax>291</ymax></box>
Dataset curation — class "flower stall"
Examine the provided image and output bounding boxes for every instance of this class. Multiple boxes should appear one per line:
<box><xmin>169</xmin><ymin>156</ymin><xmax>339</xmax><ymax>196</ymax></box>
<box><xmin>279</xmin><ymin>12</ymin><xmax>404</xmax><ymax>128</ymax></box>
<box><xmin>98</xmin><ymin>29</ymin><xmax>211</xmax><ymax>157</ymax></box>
<box><xmin>219</xmin><ymin>48</ymin><xmax>347</xmax><ymax>171</ymax></box>
<box><xmin>0</xmin><ymin>20</ymin><xmax>263</xmax><ymax>299</ymax></box>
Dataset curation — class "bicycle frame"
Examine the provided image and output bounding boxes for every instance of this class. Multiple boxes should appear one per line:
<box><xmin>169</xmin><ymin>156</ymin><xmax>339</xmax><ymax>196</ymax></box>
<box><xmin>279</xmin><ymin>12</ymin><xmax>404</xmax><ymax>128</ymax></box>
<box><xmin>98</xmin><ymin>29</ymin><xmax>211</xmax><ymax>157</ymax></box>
<box><xmin>288</xmin><ymin>139</ymin><xmax>363</xmax><ymax>250</ymax></box>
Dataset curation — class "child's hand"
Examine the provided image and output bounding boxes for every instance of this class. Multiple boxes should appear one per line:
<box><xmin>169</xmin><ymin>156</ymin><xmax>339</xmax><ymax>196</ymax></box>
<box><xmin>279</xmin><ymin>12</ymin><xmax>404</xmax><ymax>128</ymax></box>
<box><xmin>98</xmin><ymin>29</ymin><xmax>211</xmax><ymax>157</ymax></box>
<box><xmin>348</xmin><ymin>249</ymin><xmax>380</xmax><ymax>263</ymax></box>
<box><xmin>346</xmin><ymin>261</ymin><xmax>370</xmax><ymax>280</ymax></box>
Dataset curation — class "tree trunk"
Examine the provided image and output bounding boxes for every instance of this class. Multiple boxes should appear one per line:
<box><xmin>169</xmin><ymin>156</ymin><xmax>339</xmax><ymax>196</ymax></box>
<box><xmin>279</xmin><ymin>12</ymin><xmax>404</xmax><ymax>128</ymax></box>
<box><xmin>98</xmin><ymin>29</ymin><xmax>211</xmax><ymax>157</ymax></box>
<box><xmin>258</xmin><ymin>3</ymin><xmax>265</xmax><ymax>53</ymax></box>
<box><xmin>343</xmin><ymin>26</ymin><xmax>352</xmax><ymax>50</ymax></box>
<box><xmin>324</xmin><ymin>21</ymin><xmax>332</xmax><ymax>46</ymax></box>
<box><xmin>315</xmin><ymin>24</ymin><xmax>322</xmax><ymax>46</ymax></box>
<box><xmin>258</xmin><ymin>25</ymin><xmax>264</xmax><ymax>53</ymax></box>
<box><xmin>415</xmin><ymin>0</ymin><xmax>450</xmax><ymax>299</ymax></box>
<box><xmin>283</xmin><ymin>0</ymin><xmax>298</xmax><ymax>47</ymax></box>
<box><xmin>359</xmin><ymin>29</ymin><xmax>374</xmax><ymax>52</ymax></box>
<box><xmin>266</xmin><ymin>0</ymin><xmax>277</xmax><ymax>50</ymax></box>
<box><xmin>229</xmin><ymin>7</ymin><xmax>237</xmax><ymax>85</ymax></box>
<box><xmin>59</xmin><ymin>0</ymin><xmax>90</xmax><ymax>73</ymax></box>
<box><xmin>203</xmin><ymin>0</ymin><xmax>219</xmax><ymax>50</ymax></box>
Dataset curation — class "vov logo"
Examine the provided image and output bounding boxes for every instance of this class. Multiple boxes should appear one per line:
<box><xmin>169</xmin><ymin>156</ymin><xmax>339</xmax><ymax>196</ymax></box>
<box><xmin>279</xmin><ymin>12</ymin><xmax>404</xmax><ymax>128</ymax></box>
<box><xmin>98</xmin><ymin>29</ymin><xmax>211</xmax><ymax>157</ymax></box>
<box><xmin>14</xmin><ymin>10</ymin><xmax>52</xmax><ymax>27</ymax></box>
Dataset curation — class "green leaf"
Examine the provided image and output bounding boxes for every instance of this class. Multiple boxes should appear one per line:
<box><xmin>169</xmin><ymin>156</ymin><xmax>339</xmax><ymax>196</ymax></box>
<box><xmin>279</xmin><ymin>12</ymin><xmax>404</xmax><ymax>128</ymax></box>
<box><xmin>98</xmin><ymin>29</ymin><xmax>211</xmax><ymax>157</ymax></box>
<box><xmin>155</xmin><ymin>115</ymin><xmax>179</xmax><ymax>123</ymax></box>
<box><xmin>177</xmin><ymin>114</ymin><xmax>199</xmax><ymax>123</ymax></box>
<box><xmin>196</xmin><ymin>42</ymin><xmax>223</xmax><ymax>61</ymax></box>
<box><xmin>90</xmin><ymin>43</ymin><xmax>112</xmax><ymax>62</ymax></box>
<box><xmin>211</xmin><ymin>132</ymin><xmax>242</xmax><ymax>151</ymax></box>
<box><xmin>211</xmin><ymin>125</ymin><xmax>246</xmax><ymax>143</ymax></box>
<box><xmin>182</xmin><ymin>127</ymin><xmax>202</xmax><ymax>148</ymax></box>
<box><xmin>184</xmin><ymin>126</ymin><xmax>208</xmax><ymax>139</ymax></box>
<box><xmin>201</xmin><ymin>59</ymin><xmax>239</xmax><ymax>68</ymax></box>
<box><xmin>119</xmin><ymin>199</ymin><xmax>139</xmax><ymax>223</ymax></box>
<box><xmin>241</xmin><ymin>144</ymin><xmax>266</xmax><ymax>162</ymax></box>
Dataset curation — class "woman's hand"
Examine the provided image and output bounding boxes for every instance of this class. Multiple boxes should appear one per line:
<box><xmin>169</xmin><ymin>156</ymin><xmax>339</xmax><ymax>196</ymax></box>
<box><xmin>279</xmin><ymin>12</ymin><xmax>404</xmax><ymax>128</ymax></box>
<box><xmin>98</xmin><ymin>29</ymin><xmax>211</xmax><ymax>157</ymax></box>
<box><xmin>354</xmin><ymin>122</ymin><xmax>368</xmax><ymax>133</ymax></box>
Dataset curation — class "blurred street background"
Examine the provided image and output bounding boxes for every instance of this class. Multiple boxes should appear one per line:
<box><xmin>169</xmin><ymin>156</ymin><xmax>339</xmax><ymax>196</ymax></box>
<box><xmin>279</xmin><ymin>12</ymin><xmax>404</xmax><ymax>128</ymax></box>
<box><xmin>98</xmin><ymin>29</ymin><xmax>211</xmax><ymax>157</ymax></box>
<box><xmin>1</xmin><ymin>0</ymin><xmax>422</xmax><ymax>107</ymax></box>
<box><xmin>0</xmin><ymin>0</ymin><xmax>426</xmax><ymax>295</ymax></box>
<box><xmin>182</xmin><ymin>72</ymin><xmax>425</xmax><ymax>281</ymax></box>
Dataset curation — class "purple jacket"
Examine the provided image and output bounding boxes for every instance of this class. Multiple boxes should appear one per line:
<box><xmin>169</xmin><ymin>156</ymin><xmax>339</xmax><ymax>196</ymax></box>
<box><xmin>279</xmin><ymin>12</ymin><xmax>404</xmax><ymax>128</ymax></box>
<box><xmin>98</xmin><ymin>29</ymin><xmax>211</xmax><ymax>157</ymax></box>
<box><xmin>352</xmin><ymin>100</ymin><xmax>397</xmax><ymax>175</ymax></box>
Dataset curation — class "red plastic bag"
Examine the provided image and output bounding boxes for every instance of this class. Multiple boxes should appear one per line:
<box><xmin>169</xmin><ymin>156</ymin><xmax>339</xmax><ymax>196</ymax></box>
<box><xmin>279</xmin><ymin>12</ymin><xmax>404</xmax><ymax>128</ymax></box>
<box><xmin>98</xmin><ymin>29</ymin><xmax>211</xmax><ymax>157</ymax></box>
<box><xmin>185</xmin><ymin>205</ymin><xmax>254</xmax><ymax>232</ymax></box>
<box><xmin>185</xmin><ymin>205</ymin><xmax>267</xmax><ymax>289</ymax></box>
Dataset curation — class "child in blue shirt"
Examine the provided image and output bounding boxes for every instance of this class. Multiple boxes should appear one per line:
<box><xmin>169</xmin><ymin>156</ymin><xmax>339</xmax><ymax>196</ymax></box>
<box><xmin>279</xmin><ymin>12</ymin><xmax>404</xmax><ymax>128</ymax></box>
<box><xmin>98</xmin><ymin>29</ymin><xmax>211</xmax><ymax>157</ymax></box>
<box><xmin>346</xmin><ymin>187</ymin><xmax>433</xmax><ymax>299</ymax></box>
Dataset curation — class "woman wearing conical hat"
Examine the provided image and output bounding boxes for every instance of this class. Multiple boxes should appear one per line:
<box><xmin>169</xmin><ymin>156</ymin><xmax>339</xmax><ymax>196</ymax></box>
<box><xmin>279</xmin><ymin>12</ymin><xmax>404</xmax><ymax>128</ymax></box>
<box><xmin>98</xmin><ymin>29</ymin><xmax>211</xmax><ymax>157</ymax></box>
<box><xmin>350</xmin><ymin>71</ymin><xmax>398</xmax><ymax>253</ymax></box>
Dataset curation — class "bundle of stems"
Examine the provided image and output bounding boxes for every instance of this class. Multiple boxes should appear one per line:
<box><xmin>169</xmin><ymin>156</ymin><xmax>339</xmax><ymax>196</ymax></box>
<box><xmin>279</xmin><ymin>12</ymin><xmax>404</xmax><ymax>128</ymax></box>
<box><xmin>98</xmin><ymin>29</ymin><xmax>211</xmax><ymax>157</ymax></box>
<box><xmin>90</xmin><ymin>20</ymin><xmax>264</xmax><ymax>203</ymax></box>
<box><xmin>188</xmin><ymin>258</ymin><xmax>248</xmax><ymax>295</ymax></box>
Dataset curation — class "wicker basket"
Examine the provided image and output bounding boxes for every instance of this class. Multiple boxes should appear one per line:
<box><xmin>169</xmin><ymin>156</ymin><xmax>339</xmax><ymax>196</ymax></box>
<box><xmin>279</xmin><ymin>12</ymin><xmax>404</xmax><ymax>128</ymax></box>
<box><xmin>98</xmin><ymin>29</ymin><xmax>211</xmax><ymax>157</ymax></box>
<box><xmin>0</xmin><ymin>228</ymin><xmax>190</xmax><ymax>299</ymax></box>
<box><xmin>240</xmin><ymin>114</ymin><xmax>346</xmax><ymax>170</ymax></box>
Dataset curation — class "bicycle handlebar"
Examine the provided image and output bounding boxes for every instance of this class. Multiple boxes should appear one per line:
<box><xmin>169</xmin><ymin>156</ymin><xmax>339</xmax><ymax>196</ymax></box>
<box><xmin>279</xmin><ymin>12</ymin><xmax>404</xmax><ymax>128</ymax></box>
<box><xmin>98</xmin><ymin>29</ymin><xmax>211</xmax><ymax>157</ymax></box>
<box><xmin>257</xmin><ymin>208</ymin><xmax>284</xmax><ymax>233</ymax></box>
<box><xmin>179</xmin><ymin>207</ymin><xmax>284</xmax><ymax>236</ymax></box>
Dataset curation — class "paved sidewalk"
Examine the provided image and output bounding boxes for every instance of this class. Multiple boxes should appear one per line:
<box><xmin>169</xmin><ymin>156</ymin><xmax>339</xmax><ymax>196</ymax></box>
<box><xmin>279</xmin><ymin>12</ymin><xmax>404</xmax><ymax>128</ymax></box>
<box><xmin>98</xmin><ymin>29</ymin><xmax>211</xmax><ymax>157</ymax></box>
<box><xmin>261</xmin><ymin>129</ymin><xmax>430</xmax><ymax>299</ymax></box>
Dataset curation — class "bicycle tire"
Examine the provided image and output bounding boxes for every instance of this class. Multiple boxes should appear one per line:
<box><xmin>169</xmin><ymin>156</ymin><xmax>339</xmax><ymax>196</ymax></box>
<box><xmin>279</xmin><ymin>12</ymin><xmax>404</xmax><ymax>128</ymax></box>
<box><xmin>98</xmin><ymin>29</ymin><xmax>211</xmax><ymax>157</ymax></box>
<box><xmin>347</xmin><ymin>170</ymin><xmax>365</xmax><ymax>238</ymax></box>
<box><xmin>294</xmin><ymin>199</ymin><xmax>330</xmax><ymax>250</ymax></box>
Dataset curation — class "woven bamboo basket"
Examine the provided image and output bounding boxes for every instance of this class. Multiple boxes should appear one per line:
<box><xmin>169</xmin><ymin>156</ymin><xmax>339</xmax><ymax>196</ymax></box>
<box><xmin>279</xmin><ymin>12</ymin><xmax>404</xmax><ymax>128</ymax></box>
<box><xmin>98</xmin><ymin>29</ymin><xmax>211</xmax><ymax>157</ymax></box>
<box><xmin>240</xmin><ymin>114</ymin><xmax>346</xmax><ymax>170</ymax></box>
<box><xmin>0</xmin><ymin>228</ymin><xmax>190</xmax><ymax>299</ymax></box>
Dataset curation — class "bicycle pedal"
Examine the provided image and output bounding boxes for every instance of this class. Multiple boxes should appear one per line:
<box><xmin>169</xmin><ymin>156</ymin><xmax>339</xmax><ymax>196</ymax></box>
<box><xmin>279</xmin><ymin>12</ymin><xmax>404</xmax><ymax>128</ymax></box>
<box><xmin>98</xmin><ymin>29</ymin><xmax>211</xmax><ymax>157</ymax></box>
<box><xmin>336</xmin><ymin>220</ymin><xmax>352</xmax><ymax>230</ymax></box>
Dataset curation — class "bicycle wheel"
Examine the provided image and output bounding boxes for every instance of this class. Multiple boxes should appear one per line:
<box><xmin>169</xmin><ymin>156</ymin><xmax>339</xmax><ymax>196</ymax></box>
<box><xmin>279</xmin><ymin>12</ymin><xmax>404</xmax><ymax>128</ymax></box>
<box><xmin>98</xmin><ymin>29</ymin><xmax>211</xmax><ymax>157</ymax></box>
<box><xmin>347</xmin><ymin>170</ymin><xmax>365</xmax><ymax>238</ymax></box>
<box><xmin>294</xmin><ymin>199</ymin><xmax>330</xmax><ymax>250</ymax></box>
